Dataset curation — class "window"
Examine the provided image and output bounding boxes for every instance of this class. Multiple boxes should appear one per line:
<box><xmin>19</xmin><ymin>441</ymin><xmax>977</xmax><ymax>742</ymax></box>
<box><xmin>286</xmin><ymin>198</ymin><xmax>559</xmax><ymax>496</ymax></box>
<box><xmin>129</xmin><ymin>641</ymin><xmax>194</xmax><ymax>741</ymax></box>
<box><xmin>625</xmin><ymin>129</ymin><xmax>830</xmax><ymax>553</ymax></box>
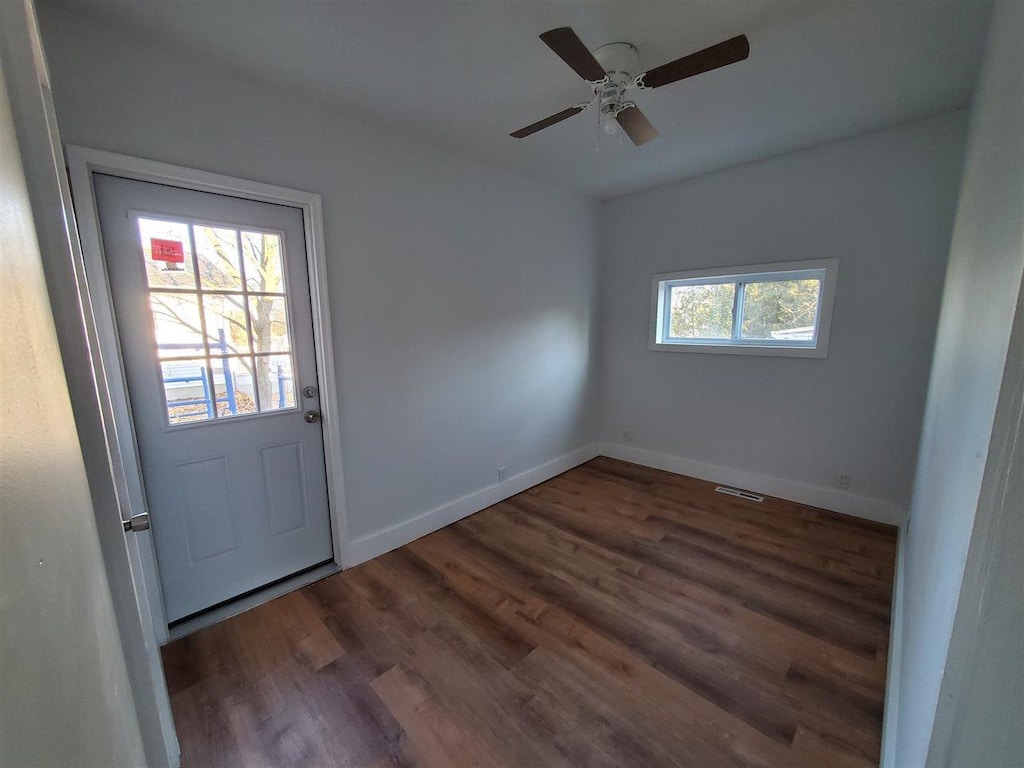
<box><xmin>650</xmin><ymin>259</ymin><xmax>838</xmax><ymax>357</ymax></box>
<box><xmin>136</xmin><ymin>216</ymin><xmax>298</xmax><ymax>426</ymax></box>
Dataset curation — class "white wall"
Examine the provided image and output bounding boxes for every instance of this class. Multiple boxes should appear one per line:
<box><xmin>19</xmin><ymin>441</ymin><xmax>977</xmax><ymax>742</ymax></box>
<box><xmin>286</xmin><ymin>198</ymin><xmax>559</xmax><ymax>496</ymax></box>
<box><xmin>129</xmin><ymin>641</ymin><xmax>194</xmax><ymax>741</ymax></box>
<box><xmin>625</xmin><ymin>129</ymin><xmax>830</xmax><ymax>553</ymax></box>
<box><xmin>932</xmin><ymin>279</ymin><xmax>1023</xmax><ymax>767</ymax></box>
<box><xmin>0</xmin><ymin>65</ymin><xmax>146</xmax><ymax>768</ymax></box>
<box><xmin>36</xmin><ymin>6</ymin><xmax>599</xmax><ymax>556</ymax></box>
<box><xmin>893</xmin><ymin>2</ymin><xmax>1024</xmax><ymax>765</ymax></box>
<box><xmin>597</xmin><ymin>112</ymin><xmax>967</xmax><ymax>524</ymax></box>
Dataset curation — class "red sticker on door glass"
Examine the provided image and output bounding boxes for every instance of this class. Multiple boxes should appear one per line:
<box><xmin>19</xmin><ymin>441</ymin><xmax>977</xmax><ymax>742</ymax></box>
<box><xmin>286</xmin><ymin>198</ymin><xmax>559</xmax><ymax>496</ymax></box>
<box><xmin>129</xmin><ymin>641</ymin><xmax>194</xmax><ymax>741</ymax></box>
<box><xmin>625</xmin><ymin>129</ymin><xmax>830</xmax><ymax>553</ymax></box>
<box><xmin>150</xmin><ymin>238</ymin><xmax>185</xmax><ymax>264</ymax></box>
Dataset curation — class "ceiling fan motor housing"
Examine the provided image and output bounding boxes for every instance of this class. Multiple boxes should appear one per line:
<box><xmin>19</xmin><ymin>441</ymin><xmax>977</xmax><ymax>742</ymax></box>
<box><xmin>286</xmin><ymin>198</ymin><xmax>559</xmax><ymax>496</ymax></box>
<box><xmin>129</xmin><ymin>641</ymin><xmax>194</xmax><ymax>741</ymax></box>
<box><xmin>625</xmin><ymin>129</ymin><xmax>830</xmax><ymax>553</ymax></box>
<box><xmin>591</xmin><ymin>42</ymin><xmax>640</xmax><ymax>117</ymax></box>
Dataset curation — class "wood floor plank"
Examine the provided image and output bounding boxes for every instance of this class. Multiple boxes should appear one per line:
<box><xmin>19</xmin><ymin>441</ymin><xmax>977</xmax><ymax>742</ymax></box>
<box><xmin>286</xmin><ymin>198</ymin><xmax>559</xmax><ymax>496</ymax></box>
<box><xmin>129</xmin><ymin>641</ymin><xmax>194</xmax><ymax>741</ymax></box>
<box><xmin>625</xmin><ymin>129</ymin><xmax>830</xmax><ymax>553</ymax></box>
<box><xmin>539</xmin><ymin>471</ymin><xmax>895</xmax><ymax>595</ymax></box>
<box><xmin>482</xmin><ymin>497</ymin><xmax>891</xmax><ymax>695</ymax></box>
<box><xmin>457</xmin><ymin>503</ymin><xmax>796</xmax><ymax>679</ymax></box>
<box><xmin>162</xmin><ymin>457</ymin><xmax>897</xmax><ymax>767</ymax></box>
<box><xmin>372</xmin><ymin>663</ymin><xmax>503</xmax><ymax>768</ymax></box>
<box><xmin>513</xmin><ymin>645</ymin><xmax>737</xmax><ymax>768</ymax></box>
<box><xmin>507</xmin><ymin>493</ymin><xmax>888</xmax><ymax>659</ymax></box>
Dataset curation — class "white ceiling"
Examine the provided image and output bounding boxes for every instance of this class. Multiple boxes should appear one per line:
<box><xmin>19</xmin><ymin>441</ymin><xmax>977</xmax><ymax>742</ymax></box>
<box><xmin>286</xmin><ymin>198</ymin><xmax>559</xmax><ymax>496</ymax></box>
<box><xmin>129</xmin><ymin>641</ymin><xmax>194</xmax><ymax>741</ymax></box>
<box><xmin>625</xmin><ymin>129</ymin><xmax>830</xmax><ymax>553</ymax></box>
<box><xmin>49</xmin><ymin>0</ymin><xmax>992</xmax><ymax>198</ymax></box>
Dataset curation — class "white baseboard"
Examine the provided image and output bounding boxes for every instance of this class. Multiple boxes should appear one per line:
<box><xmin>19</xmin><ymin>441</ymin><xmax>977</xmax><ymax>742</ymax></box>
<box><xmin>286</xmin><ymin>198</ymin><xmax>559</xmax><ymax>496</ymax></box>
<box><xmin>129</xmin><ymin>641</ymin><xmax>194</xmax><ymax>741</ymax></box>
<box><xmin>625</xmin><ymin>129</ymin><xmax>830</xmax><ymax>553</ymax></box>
<box><xmin>343</xmin><ymin>444</ymin><xmax>600</xmax><ymax>567</ymax></box>
<box><xmin>599</xmin><ymin>442</ymin><xmax>906</xmax><ymax>527</ymax></box>
<box><xmin>880</xmin><ymin>528</ymin><xmax>906</xmax><ymax>768</ymax></box>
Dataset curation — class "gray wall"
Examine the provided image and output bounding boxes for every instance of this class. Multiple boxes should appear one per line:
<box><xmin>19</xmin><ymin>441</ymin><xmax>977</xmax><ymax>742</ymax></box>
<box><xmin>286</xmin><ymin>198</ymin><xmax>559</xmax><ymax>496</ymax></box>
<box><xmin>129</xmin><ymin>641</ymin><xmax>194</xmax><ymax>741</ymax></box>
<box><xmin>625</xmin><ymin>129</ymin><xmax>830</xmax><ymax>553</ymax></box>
<box><xmin>36</xmin><ymin>5</ymin><xmax>599</xmax><ymax>548</ymax></box>
<box><xmin>597</xmin><ymin>112</ymin><xmax>967</xmax><ymax>521</ymax></box>
<box><xmin>0</xmin><ymin>66</ymin><xmax>146</xmax><ymax>768</ymax></box>
<box><xmin>894</xmin><ymin>2</ymin><xmax>1024</xmax><ymax>765</ymax></box>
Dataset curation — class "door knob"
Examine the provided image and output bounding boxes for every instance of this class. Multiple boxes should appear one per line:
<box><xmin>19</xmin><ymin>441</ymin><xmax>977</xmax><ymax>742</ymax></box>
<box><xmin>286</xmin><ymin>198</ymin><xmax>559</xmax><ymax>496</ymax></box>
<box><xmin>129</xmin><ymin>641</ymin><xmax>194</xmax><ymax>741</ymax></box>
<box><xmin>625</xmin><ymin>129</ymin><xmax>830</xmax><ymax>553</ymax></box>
<box><xmin>304</xmin><ymin>410</ymin><xmax>320</xmax><ymax>424</ymax></box>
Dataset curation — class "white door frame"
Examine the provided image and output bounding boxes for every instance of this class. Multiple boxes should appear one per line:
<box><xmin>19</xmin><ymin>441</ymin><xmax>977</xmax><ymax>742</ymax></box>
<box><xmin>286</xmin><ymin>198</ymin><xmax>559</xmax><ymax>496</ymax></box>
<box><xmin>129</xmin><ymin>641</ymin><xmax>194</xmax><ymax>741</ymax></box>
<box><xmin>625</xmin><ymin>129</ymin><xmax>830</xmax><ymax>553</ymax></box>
<box><xmin>66</xmin><ymin>146</ymin><xmax>352</xmax><ymax>639</ymax></box>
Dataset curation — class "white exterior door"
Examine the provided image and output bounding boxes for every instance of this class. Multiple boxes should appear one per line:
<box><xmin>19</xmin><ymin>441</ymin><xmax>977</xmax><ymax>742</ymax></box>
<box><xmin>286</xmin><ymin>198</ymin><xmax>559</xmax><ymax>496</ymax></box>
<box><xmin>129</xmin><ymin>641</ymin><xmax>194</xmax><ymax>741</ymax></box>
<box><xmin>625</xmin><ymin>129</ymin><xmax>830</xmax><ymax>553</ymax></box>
<box><xmin>94</xmin><ymin>175</ymin><xmax>333</xmax><ymax>622</ymax></box>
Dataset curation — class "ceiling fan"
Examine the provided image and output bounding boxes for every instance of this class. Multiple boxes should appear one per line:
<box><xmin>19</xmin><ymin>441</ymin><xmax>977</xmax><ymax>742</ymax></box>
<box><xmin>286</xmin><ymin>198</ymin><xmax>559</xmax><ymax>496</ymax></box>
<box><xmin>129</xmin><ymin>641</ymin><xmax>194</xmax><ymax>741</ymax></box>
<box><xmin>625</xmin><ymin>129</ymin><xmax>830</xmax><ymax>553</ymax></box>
<box><xmin>511</xmin><ymin>27</ymin><xmax>750</xmax><ymax>146</ymax></box>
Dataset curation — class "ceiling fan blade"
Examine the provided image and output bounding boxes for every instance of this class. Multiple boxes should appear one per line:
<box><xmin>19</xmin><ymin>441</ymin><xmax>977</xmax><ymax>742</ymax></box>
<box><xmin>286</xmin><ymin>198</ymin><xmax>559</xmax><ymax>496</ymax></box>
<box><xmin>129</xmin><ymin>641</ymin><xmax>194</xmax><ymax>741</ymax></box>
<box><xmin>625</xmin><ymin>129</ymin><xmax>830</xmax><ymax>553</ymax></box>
<box><xmin>616</xmin><ymin>105</ymin><xmax>658</xmax><ymax>146</ymax></box>
<box><xmin>539</xmin><ymin>27</ymin><xmax>607</xmax><ymax>82</ymax></box>
<box><xmin>510</xmin><ymin>105</ymin><xmax>587</xmax><ymax>138</ymax></box>
<box><xmin>640</xmin><ymin>35</ymin><xmax>749</xmax><ymax>89</ymax></box>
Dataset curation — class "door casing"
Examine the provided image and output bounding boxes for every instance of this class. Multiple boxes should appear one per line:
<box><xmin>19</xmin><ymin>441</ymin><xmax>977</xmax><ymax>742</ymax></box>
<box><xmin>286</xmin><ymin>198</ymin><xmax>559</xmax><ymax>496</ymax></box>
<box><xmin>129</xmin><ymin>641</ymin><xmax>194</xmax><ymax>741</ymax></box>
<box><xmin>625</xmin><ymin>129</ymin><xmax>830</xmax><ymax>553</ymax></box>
<box><xmin>67</xmin><ymin>145</ymin><xmax>351</xmax><ymax>641</ymax></box>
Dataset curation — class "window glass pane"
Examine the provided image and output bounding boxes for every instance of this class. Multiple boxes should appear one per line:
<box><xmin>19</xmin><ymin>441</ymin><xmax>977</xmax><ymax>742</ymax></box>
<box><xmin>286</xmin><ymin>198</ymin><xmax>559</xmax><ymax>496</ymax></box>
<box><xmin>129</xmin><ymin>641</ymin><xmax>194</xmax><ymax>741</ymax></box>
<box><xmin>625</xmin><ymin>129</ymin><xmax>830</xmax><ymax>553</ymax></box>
<box><xmin>202</xmin><ymin>294</ymin><xmax>250</xmax><ymax>354</ymax></box>
<box><xmin>255</xmin><ymin>354</ymin><xmax>296</xmax><ymax>412</ymax></box>
<box><xmin>194</xmin><ymin>225</ymin><xmax>243</xmax><ymax>291</ymax></box>
<box><xmin>150</xmin><ymin>293</ymin><xmax>205</xmax><ymax>358</ymax></box>
<box><xmin>161</xmin><ymin>360</ymin><xmax>213</xmax><ymax>424</ymax></box>
<box><xmin>740</xmin><ymin>279</ymin><xmax>821</xmax><ymax>341</ymax></box>
<box><xmin>241</xmin><ymin>231</ymin><xmax>285</xmax><ymax>294</ymax></box>
<box><xmin>138</xmin><ymin>218</ymin><xmax>195</xmax><ymax>289</ymax></box>
<box><xmin>211</xmin><ymin>356</ymin><xmax>257</xmax><ymax>417</ymax></box>
<box><xmin>248</xmin><ymin>296</ymin><xmax>290</xmax><ymax>352</ymax></box>
<box><xmin>668</xmin><ymin>283</ymin><xmax>735</xmax><ymax>339</ymax></box>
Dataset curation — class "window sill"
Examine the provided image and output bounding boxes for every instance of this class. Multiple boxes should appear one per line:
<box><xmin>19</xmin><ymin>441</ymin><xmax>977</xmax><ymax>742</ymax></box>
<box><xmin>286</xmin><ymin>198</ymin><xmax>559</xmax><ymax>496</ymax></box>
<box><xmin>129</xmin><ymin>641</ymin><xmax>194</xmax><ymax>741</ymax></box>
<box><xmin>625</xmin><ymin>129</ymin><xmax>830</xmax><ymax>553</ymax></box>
<box><xmin>649</xmin><ymin>341</ymin><xmax>829</xmax><ymax>358</ymax></box>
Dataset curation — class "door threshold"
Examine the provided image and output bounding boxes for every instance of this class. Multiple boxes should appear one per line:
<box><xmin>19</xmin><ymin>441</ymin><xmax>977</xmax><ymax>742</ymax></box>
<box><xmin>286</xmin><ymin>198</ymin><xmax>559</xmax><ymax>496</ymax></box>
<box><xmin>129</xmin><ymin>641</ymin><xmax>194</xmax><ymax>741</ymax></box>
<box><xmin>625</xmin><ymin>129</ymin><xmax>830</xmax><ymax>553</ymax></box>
<box><xmin>165</xmin><ymin>560</ymin><xmax>340</xmax><ymax>643</ymax></box>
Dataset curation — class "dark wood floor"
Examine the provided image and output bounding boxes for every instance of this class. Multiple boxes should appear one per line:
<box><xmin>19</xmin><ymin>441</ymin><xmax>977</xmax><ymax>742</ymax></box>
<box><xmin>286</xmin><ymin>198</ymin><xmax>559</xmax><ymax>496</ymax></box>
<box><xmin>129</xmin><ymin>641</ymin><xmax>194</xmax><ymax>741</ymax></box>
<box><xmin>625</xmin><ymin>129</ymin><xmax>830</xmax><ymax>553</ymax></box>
<box><xmin>162</xmin><ymin>457</ymin><xmax>898</xmax><ymax>768</ymax></box>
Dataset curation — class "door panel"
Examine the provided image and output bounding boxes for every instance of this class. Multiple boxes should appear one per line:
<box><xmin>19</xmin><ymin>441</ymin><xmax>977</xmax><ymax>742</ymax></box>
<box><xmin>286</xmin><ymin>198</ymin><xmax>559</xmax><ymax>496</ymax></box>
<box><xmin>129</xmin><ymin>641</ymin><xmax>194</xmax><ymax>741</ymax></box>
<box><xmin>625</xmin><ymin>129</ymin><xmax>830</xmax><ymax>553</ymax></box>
<box><xmin>260</xmin><ymin>442</ymin><xmax>309</xmax><ymax>536</ymax></box>
<box><xmin>94</xmin><ymin>175</ymin><xmax>333</xmax><ymax>622</ymax></box>
<box><xmin>177</xmin><ymin>456</ymin><xmax>236</xmax><ymax>563</ymax></box>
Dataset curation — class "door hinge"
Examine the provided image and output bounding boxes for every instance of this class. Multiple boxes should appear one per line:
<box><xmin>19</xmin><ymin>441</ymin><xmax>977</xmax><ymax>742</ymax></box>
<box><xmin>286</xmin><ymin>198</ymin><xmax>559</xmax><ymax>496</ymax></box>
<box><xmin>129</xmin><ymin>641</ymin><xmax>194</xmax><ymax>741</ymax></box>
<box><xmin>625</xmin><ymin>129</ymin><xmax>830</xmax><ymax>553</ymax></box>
<box><xmin>123</xmin><ymin>513</ymin><xmax>151</xmax><ymax>533</ymax></box>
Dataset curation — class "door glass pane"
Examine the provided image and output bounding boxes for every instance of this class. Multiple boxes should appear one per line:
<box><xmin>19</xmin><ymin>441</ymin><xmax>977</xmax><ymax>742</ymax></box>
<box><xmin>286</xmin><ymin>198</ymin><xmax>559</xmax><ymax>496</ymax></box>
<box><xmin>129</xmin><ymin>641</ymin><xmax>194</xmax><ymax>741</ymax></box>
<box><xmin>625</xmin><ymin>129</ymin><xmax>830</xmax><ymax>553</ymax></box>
<box><xmin>241</xmin><ymin>231</ymin><xmax>285</xmax><ymax>294</ymax></box>
<box><xmin>138</xmin><ymin>218</ymin><xmax>195</xmax><ymax>289</ymax></box>
<box><xmin>202</xmin><ymin>294</ymin><xmax>250</xmax><ymax>354</ymax></box>
<box><xmin>211</xmin><ymin>356</ymin><xmax>258</xmax><ymax>417</ymax></box>
<box><xmin>144</xmin><ymin>217</ymin><xmax>299</xmax><ymax>427</ymax></box>
<box><xmin>194</xmin><ymin>225</ymin><xmax>243</xmax><ymax>291</ymax></box>
<box><xmin>248</xmin><ymin>296</ymin><xmax>290</xmax><ymax>352</ymax></box>
<box><xmin>740</xmin><ymin>279</ymin><xmax>821</xmax><ymax>341</ymax></box>
<box><xmin>150</xmin><ymin>293</ymin><xmax>205</xmax><ymax>358</ymax></box>
<box><xmin>255</xmin><ymin>354</ymin><xmax>296</xmax><ymax>412</ymax></box>
<box><xmin>669</xmin><ymin>283</ymin><xmax>735</xmax><ymax>339</ymax></box>
<box><xmin>161</xmin><ymin>360</ymin><xmax>213</xmax><ymax>424</ymax></box>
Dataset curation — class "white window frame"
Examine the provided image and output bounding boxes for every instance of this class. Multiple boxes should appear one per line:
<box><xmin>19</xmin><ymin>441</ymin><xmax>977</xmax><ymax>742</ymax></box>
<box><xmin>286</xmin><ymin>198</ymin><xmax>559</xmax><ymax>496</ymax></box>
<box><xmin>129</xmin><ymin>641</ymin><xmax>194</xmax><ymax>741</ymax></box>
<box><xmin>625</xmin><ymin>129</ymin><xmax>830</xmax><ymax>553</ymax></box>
<box><xmin>650</xmin><ymin>258</ymin><xmax>839</xmax><ymax>358</ymax></box>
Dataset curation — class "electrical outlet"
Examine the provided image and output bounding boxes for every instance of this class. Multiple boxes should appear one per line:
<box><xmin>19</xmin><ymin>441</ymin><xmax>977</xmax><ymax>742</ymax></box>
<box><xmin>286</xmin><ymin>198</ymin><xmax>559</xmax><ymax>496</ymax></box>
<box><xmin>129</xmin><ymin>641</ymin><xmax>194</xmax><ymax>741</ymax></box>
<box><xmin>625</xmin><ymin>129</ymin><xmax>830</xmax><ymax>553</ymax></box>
<box><xmin>838</xmin><ymin>474</ymin><xmax>851</xmax><ymax>490</ymax></box>
<box><xmin>498</xmin><ymin>466</ymin><xmax>506</xmax><ymax>483</ymax></box>
<box><xmin>624</xmin><ymin>431</ymin><xmax>633</xmax><ymax>444</ymax></box>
